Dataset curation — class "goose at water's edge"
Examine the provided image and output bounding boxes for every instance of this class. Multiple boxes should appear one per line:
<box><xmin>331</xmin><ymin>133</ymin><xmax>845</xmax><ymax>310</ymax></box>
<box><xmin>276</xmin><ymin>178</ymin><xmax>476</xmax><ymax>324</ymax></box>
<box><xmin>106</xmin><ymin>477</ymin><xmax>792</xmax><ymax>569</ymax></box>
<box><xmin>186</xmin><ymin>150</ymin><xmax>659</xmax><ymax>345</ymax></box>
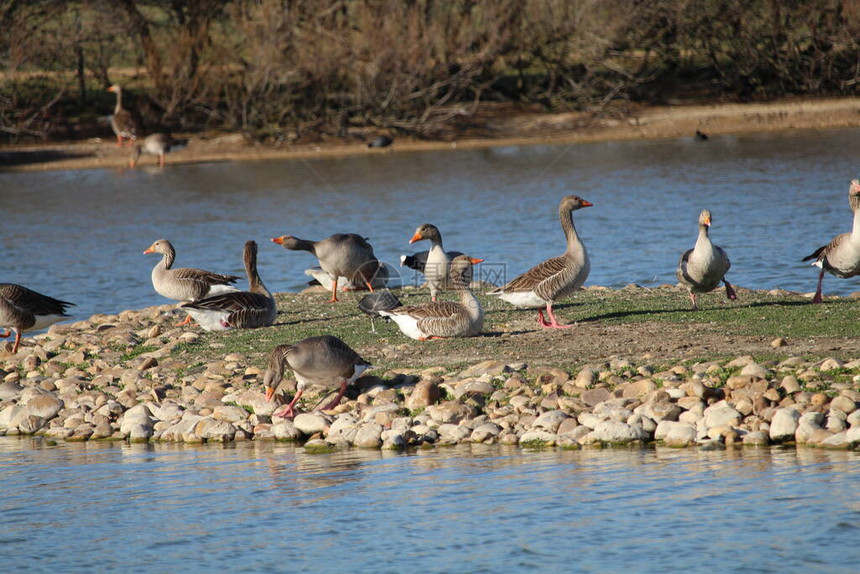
<box><xmin>406</xmin><ymin>223</ymin><xmax>451</xmax><ymax>301</ymax></box>
<box><xmin>802</xmin><ymin>179</ymin><xmax>860</xmax><ymax>303</ymax></box>
<box><xmin>130</xmin><ymin>133</ymin><xmax>188</xmax><ymax>168</ymax></box>
<box><xmin>107</xmin><ymin>84</ymin><xmax>139</xmax><ymax>147</ymax></box>
<box><xmin>489</xmin><ymin>195</ymin><xmax>591</xmax><ymax>329</ymax></box>
<box><xmin>180</xmin><ymin>240</ymin><xmax>277</xmax><ymax>330</ymax></box>
<box><xmin>264</xmin><ymin>335</ymin><xmax>371</xmax><ymax>419</ymax></box>
<box><xmin>676</xmin><ymin>209</ymin><xmax>737</xmax><ymax>310</ymax></box>
<box><xmin>380</xmin><ymin>255</ymin><xmax>483</xmax><ymax>340</ymax></box>
<box><xmin>0</xmin><ymin>283</ymin><xmax>74</xmax><ymax>354</ymax></box>
<box><xmin>272</xmin><ymin>233</ymin><xmax>384</xmax><ymax>302</ymax></box>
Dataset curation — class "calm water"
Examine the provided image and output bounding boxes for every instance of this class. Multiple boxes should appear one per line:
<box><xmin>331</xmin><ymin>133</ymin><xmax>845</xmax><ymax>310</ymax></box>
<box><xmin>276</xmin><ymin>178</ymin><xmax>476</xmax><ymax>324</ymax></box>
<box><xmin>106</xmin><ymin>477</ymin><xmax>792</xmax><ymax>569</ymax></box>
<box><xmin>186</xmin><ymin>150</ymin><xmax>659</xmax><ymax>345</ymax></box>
<box><xmin>2</xmin><ymin>128</ymin><xmax>860</xmax><ymax>322</ymax></box>
<box><xmin>0</xmin><ymin>438</ymin><xmax>858</xmax><ymax>573</ymax></box>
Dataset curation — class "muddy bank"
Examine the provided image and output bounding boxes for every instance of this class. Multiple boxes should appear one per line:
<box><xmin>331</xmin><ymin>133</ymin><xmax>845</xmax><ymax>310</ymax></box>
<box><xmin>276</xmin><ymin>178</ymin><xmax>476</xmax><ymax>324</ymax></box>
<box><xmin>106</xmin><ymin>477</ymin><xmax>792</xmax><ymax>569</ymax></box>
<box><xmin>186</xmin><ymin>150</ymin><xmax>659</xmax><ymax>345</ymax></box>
<box><xmin>3</xmin><ymin>97</ymin><xmax>860</xmax><ymax>173</ymax></box>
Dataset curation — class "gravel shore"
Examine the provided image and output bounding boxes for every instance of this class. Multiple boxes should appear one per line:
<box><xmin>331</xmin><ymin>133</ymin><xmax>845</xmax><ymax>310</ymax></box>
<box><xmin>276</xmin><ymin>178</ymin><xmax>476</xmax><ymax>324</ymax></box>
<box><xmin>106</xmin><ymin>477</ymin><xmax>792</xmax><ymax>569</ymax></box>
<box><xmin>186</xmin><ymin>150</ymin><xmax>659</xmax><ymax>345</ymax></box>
<box><xmin>1</xmin><ymin>290</ymin><xmax>858</xmax><ymax>451</ymax></box>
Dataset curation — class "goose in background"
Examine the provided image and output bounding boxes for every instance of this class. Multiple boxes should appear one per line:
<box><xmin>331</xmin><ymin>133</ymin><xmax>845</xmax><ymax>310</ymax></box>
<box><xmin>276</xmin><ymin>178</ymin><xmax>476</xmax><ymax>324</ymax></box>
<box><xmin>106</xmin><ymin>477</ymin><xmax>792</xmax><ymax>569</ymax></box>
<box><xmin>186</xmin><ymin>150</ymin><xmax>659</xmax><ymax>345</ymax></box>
<box><xmin>405</xmin><ymin>223</ymin><xmax>455</xmax><ymax>301</ymax></box>
<box><xmin>676</xmin><ymin>209</ymin><xmax>737</xmax><ymax>310</ymax></box>
<box><xmin>1</xmin><ymin>283</ymin><xmax>74</xmax><ymax>354</ymax></box>
<box><xmin>490</xmin><ymin>195</ymin><xmax>592</xmax><ymax>328</ymax></box>
<box><xmin>264</xmin><ymin>335</ymin><xmax>371</xmax><ymax>419</ymax></box>
<box><xmin>130</xmin><ymin>133</ymin><xmax>188</xmax><ymax>168</ymax></box>
<box><xmin>181</xmin><ymin>240</ymin><xmax>276</xmax><ymax>330</ymax></box>
<box><xmin>367</xmin><ymin>135</ymin><xmax>393</xmax><ymax>149</ymax></box>
<box><xmin>272</xmin><ymin>233</ymin><xmax>384</xmax><ymax>302</ymax></box>
<box><xmin>400</xmin><ymin>249</ymin><xmax>464</xmax><ymax>274</ymax></box>
<box><xmin>802</xmin><ymin>179</ymin><xmax>860</xmax><ymax>303</ymax></box>
<box><xmin>144</xmin><ymin>239</ymin><xmax>240</xmax><ymax>325</ymax></box>
<box><xmin>357</xmin><ymin>290</ymin><xmax>402</xmax><ymax>333</ymax></box>
<box><xmin>107</xmin><ymin>84</ymin><xmax>139</xmax><ymax>147</ymax></box>
<box><xmin>380</xmin><ymin>255</ymin><xmax>483</xmax><ymax>340</ymax></box>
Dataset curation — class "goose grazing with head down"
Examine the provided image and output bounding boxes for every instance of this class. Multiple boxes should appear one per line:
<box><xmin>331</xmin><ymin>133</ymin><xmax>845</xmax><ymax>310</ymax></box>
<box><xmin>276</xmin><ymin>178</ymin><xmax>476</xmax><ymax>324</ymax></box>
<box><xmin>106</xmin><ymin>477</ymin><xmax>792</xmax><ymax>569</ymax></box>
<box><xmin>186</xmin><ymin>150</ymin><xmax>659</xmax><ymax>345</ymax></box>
<box><xmin>489</xmin><ymin>195</ymin><xmax>592</xmax><ymax>328</ymax></box>
<box><xmin>130</xmin><ymin>133</ymin><xmax>188</xmax><ymax>168</ymax></box>
<box><xmin>357</xmin><ymin>290</ymin><xmax>402</xmax><ymax>333</ymax></box>
<box><xmin>180</xmin><ymin>240</ymin><xmax>277</xmax><ymax>330</ymax></box>
<box><xmin>1</xmin><ymin>283</ymin><xmax>74</xmax><ymax>354</ymax></box>
<box><xmin>107</xmin><ymin>84</ymin><xmax>139</xmax><ymax>147</ymax></box>
<box><xmin>405</xmin><ymin>223</ymin><xmax>454</xmax><ymax>301</ymax></box>
<box><xmin>272</xmin><ymin>233</ymin><xmax>383</xmax><ymax>302</ymax></box>
<box><xmin>802</xmin><ymin>179</ymin><xmax>860</xmax><ymax>303</ymax></box>
<box><xmin>144</xmin><ymin>239</ymin><xmax>240</xmax><ymax>325</ymax></box>
<box><xmin>379</xmin><ymin>255</ymin><xmax>483</xmax><ymax>340</ymax></box>
<box><xmin>264</xmin><ymin>335</ymin><xmax>371</xmax><ymax>419</ymax></box>
<box><xmin>676</xmin><ymin>209</ymin><xmax>737</xmax><ymax>310</ymax></box>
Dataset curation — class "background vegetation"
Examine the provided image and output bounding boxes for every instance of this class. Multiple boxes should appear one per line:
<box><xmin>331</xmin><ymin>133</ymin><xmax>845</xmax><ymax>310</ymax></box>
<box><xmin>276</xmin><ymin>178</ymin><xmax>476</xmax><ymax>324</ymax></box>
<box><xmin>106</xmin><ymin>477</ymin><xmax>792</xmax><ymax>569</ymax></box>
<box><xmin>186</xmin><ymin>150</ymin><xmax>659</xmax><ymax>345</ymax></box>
<box><xmin>3</xmin><ymin>0</ymin><xmax>860</xmax><ymax>142</ymax></box>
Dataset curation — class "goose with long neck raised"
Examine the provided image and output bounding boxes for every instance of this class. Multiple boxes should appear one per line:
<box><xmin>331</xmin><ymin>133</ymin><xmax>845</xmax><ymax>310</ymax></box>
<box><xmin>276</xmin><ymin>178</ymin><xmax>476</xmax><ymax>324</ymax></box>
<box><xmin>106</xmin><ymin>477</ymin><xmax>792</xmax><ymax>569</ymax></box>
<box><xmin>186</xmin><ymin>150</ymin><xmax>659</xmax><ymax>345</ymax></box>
<box><xmin>264</xmin><ymin>335</ymin><xmax>371</xmax><ymax>419</ymax></box>
<box><xmin>1</xmin><ymin>283</ymin><xmax>74</xmax><ymax>354</ymax></box>
<box><xmin>180</xmin><ymin>240</ymin><xmax>277</xmax><ymax>330</ymax></box>
<box><xmin>406</xmin><ymin>223</ymin><xmax>452</xmax><ymax>301</ymax></box>
<box><xmin>380</xmin><ymin>255</ymin><xmax>484</xmax><ymax>340</ymax></box>
<box><xmin>107</xmin><ymin>84</ymin><xmax>139</xmax><ymax>147</ymax></box>
<box><xmin>490</xmin><ymin>195</ymin><xmax>591</xmax><ymax>328</ymax></box>
<box><xmin>271</xmin><ymin>233</ymin><xmax>383</xmax><ymax>302</ymax></box>
<box><xmin>676</xmin><ymin>209</ymin><xmax>737</xmax><ymax>310</ymax></box>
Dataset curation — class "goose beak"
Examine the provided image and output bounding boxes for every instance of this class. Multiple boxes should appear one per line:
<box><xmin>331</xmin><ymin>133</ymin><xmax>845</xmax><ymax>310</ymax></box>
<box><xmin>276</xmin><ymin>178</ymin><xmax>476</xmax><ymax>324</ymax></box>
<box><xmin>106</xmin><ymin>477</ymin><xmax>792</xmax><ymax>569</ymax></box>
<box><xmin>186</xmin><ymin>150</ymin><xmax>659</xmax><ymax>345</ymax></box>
<box><xmin>409</xmin><ymin>232</ymin><xmax>422</xmax><ymax>244</ymax></box>
<box><xmin>265</xmin><ymin>386</ymin><xmax>275</xmax><ymax>401</ymax></box>
<box><xmin>143</xmin><ymin>246</ymin><xmax>155</xmax><ymax>254</ymax></box>
<box><xmin>271</xmin><ymin>236</ymin><xmax>285</xmax><ymax>245</ymax></box>
<box><xmin>470</xmin><ymin>258</ymin><xmax>484</xmax><ymax>264</ymax></box>
<box><xmin>581</xmin><ymin>200</ymin><xmax>593</xmax><ymax>208</ymax></box>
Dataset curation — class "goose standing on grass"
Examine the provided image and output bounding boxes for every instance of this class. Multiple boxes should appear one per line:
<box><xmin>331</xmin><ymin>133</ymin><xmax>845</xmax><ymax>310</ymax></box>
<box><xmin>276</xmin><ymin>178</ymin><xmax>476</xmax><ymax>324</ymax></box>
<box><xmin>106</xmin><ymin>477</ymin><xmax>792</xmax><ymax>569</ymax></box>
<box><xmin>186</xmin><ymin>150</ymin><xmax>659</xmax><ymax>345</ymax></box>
<box><xmin>271</xmin><ymin>233</ymin><xmax>383</xmax><ymax>302</ymax></box>
<box><xmin>0</xmin><ymin>283</ymin><xmax>74</xmax><ymax>354</ymax></box>
<box><xmin>406</xmin><ymin>223</ymin><xmax>453</xmax><ymax>301</ymax></box>
<box><xmin>107</xmin><ymin>84</ymin><xmax>139</xmax><ymax>147</ymax></box>
<box><xmin>264</xmin><ymin>335</ymin><xmax>371</xmax><ymax>419</ymax></box>
<box><xmin>380</xmin><ymin>255</ymin><xmax>483</xmax><ymax>340</ymax></box>
<box><xmin>180</xmin><ymin>240</ymin><xmax>276</xmax><ymax>330</ymax></box>
<box><xmin>130</xmin><ymin>133</ymin><xmax>188</xmax><ymax>168</ymax></box>
<box><xmin>144</xmin><ymin>239</ymin><xmax>240</xmax><ymax>325</ymax></box>
<box><xmin>802</xmin><ymin>179</ymin><xmax>860</xmax><ymax>303</ymax></box>
<box><xmin>357</xmin><ymin>290</ymin><xmax>402</xmax><ymax>333</ymax></box>
<box><xmin>490</xmin><ymin>195</ymin><xmax>592</xmax><ymax>328</ymax></box>
<box><xmin>676</xmin><ymin>209</ymin><xmax>737</xmax><ymax>310</ymax></box>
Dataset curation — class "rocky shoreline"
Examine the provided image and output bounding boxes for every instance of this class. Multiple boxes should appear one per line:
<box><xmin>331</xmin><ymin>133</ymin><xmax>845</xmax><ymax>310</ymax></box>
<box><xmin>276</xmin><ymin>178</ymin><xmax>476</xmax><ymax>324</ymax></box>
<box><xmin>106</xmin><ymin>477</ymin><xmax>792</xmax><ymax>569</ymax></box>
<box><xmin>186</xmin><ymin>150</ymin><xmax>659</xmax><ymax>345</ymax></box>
<box><xmin>1</xmin><ymin>294</ymin><xmax>859</xmax><ymax>451</ymax></box>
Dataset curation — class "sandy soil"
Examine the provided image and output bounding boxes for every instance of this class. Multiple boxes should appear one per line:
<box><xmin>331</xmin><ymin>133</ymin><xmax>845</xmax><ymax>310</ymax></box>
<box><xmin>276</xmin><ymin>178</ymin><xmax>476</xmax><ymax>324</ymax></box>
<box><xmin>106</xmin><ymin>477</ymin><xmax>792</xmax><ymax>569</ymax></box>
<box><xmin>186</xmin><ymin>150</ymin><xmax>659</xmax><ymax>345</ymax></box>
<box><xmin>2</xmin><ymin>97</ymin><xmax>860</xmax><ymax>173</ymax></box>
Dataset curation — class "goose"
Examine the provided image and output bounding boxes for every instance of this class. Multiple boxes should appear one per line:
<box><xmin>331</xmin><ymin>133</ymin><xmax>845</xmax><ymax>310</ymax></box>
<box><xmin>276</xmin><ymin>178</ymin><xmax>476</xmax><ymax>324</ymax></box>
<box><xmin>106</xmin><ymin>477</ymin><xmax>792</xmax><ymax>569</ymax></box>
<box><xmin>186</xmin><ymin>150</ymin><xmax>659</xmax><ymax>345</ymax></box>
<box><xmin>180</xmin><ymin>240</ymin><xmax>277</xmax><ymax>330</ymax></box>
<box><xmin>107</xmin><ymin>84</ymin><xmax>139</xmax><ymax>147</ymax></box>
<box><xmin>405</xmin><ymin>223</ymin><xmax>454</xmax><ymax>301</ymax></box>
<box><xmin>272</xmin><ymin>233</ymin><xmax>383</xmax><ymax>302</ymax></box>
<box><xmin>264</xmin><ymin>335</ymin><xmax>371</xmax><ymax>419</ymax></box>
<box><xmin>130</xmin><ymin>133</ymin><xmax>188</xmax><ymax>168</ymax></box>
<box><xmin>489</xmin><ymin>195</ymin><xmax>592</xmax><ymax>328</ymax></box>
<box><xmin>304</xmin><ymin>266</ymin><xmax>388</xmax><ymax>292</ymax></box>
<box><xmin>802</xmin><ymin>179</ymin><xmax>860</xmax><ymax>303</ymax></box>
<box><xmin>367</xmin><ymin>135</ymin><xmax>393</xmax><ymax>149</ymax></box>
<box><xmin>379</xmin><ymin>255</ymin><xmax>483</xmax><ymax>340</ymax></box>
<box><xmin>0</xmin><ymin>283</ymin><xmax>74</xmax><ymax>354</ymax></box>
<box><xmin>676</xmin><ymin>209</ymin><xmax>737</xmax><ymax>310</ymax></box>
<box><xmin>357</xmin><ymin>290</ymin><xmax>402</xmax><ymax>333</ymax></box>
<box><xmin>144</xmin><ymin>239</ymin><xmax>240</xmax><ymax>325</ymax></box>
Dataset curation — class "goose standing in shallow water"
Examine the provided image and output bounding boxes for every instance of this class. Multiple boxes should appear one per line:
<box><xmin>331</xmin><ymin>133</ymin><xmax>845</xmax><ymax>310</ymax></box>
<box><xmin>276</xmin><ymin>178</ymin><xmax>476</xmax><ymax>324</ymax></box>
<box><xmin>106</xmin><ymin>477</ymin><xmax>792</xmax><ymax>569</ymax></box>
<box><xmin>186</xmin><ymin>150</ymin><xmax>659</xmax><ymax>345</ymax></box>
<box><xmin>676</xmin><ymin>209</ymin><xmax>737</xmax><ymax>310</ymax></box>
<box><xmin>264</xmin><ymin>335</ymin><xmax>371</xmax><ymax>419</ymax></box>
<box><xmin>490</xmin><ymin>195</ymin><xmax>591</xmax><ymax>328</ymax></box>
<box><xmin>1</xmin><ymin>284</ymin><xmax>74</xmax><ymax>354</ymax></box>
<box><xmin>181</xmin><ymin>241</ymin><xmax>277</xmax><ymax>330</ymax></box>
<box><xmin>406</xmin><ymin>223</ymin><xmax>452</xmax><ymax>301</ymax></box>
<box><xmin>272</xmin><ymin>233</ymin><xmax>383</xmax><ymax>302</ymax></box>
<box><xmin>380</xmin><ymin>255</ymin><xmax>483</xmax><ymax>340</ymax></box>
<box><xmin>802</xmin><ymin>179</ymin><xmax>860</xmax><ymax>303</ymax></box>
<box><xmin>144</xmin><ymin>239</ymin><xmax>240</xmax><ymax>325</ymax></box>
<box><xmin>107</xmin><ymin>84</ymin><xmax>139</xmax><ymax>147</ymax></box>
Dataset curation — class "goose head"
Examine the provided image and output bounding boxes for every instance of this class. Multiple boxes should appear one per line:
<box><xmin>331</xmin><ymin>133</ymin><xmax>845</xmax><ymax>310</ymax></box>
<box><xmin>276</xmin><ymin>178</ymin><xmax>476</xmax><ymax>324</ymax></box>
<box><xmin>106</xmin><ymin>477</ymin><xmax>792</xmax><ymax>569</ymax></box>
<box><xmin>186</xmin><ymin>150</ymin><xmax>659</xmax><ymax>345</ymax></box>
<box><xmin>409</xmin><ymin>223</ymin><xmax>441</xmax><ymax>244</ymax></box>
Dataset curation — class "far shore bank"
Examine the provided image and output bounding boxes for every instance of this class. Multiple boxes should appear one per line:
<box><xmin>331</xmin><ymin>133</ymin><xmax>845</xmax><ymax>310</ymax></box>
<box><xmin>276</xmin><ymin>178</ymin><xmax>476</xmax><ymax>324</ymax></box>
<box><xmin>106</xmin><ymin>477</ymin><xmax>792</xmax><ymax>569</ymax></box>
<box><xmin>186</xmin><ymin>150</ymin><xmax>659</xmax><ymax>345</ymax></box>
<box><xmin>2</xmin><ymin>97</ymin><xmax>860</xmax><ymax>173</ymax></box>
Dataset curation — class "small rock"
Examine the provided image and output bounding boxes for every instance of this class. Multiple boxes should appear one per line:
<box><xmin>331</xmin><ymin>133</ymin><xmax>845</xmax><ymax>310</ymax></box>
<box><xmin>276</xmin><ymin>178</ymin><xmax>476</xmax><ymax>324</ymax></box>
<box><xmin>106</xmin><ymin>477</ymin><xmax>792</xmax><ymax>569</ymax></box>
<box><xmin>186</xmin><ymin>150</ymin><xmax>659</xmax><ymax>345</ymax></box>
<box><xmin>354</xmin><ymin>423</ymin><xmax>383</xmax><ymax>448</ymax></box>
<box><xmin>769</xmin><ymin>408</ymin><xmax>801</xmax><ymax>442</ymax></box>
<box><xmin>293</xmin><ymin>413</ymin><xmax>330</xmax><ymax>435</ymax></box>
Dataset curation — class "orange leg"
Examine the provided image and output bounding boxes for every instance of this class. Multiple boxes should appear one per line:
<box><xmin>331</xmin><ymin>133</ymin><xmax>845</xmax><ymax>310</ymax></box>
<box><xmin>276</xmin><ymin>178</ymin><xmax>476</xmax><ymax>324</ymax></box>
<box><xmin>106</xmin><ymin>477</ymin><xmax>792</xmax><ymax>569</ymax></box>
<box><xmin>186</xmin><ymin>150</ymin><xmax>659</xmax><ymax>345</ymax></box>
<box><xmin>175</xmin><ymin>314</ymin><xmax>193</xmax><ymax>326</ymax></box>
<box><xmin>812</xmin><ymin>268</ymin><xmax>825</xmax><ymax>304</ymax></box>
<box><xmin>538</xmin><ymin>304</ymin><xmax>572</xmax><ymax>329</ymax></box>
<box><xmin>11</xmin><ymin>331</ymin><xmax>22</xmax><ymax>353</ymax></box>
<box><xmin>322</xmin><ymin>381</ymin><xmax>348</xmax><ymax>411</ymax></box>
<box><xmin>329</xmin><ymin>277</ymin><xmax>339</xmax><ymax>302</ymax></box>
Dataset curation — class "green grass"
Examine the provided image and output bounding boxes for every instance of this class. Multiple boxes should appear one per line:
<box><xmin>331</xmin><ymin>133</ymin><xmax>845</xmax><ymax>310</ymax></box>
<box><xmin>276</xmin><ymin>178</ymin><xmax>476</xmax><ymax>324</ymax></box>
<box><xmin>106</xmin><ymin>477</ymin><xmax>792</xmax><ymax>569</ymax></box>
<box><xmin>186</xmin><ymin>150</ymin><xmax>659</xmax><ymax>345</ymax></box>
<box><xmin>165</xmin><ymin>286</ymin><xmax>860</xmax><ymax>374</ymax></box>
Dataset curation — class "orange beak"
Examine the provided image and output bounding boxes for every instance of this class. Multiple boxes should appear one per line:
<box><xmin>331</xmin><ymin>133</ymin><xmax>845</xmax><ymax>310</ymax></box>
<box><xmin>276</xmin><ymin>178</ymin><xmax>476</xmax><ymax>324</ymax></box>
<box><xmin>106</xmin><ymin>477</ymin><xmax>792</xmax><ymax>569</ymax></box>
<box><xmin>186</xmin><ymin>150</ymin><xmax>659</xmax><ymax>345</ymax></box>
<box><xmin>581</xmin><ymin>200</ymin><xmax>593</xmax><ymax>208</ymax></box>
<box><xmin>143</xmin><ymin>245</ymin><xmax>155</xmax><ymax>254</ymax></box>
<box><xmin>107</xmin><ymin>86</ymin><xmax>117</xmax><ymax>93</ymax></box>
<box><xmin>470</xmin><ymin>258</ymin><xmax>484</xmax><ymax>265</ymax></box>
<box><xmin>265</xmin><ymin>387</ymin><xmax>275</xmax><ymax>401</ymax></box>
<box><xmin>409</xmin><ymin>232</ymin><xmax>423</xmax><ymax>244</ymax></box>
<box><xmin>271</xmin><ymin>236</ymin><xmax>285</xmax><ymax>245</ymax></box>
<box><xmin>703</xmin><ymin>215</ymin><xmax>712</xmax><ymax>226</ymax></box>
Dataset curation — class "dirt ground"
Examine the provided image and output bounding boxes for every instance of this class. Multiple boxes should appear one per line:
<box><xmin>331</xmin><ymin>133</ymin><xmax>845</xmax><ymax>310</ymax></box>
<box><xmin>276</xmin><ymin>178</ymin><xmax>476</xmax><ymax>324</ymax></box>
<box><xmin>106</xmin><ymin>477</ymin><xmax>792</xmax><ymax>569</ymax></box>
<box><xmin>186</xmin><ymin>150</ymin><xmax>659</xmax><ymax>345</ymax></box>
<box><xmin>3</xmin><ymin>96</ymin><xmax>860</xmax><ymax>173</ymax></box>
